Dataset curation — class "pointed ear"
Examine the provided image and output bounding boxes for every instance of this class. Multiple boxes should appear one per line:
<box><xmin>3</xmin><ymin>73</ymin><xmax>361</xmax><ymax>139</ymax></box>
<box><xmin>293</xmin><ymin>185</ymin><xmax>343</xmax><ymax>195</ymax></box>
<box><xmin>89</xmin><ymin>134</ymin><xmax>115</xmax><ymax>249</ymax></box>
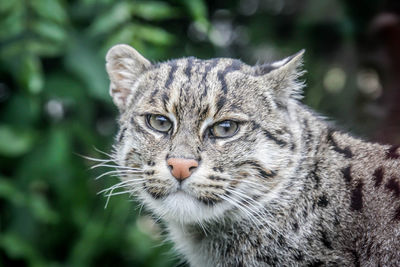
<box><xmin>255</xmin><ymin>49</ymin><xmax>305</xmax><ymax>103</ymax></box>
<box><xmin>106</xmin><ymin>44</ymin><xmax>151</xmax><ymax>110</ymax></box>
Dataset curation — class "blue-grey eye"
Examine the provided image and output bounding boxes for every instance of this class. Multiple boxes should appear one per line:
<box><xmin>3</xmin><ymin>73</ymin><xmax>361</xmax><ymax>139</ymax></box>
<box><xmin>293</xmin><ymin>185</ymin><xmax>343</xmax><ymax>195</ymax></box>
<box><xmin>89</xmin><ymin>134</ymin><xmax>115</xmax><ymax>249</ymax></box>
<box><xmin>147</xmin><ymin>114</ymin><xmax>172</xmax><ymax>133</ymax></box>
<box><xmin>211</xmin><ymin>120</ymin><xmax>238</xmax><ymax>138</ymax></box>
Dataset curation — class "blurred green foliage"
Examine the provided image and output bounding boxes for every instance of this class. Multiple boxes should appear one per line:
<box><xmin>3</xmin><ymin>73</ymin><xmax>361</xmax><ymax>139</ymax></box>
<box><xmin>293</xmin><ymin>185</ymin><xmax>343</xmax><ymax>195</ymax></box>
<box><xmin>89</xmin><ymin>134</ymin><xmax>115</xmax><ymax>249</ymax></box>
<box><xmin>0</xmin><ymin>0</ymin><xmax>397</xmax><ymax>266</ymax></box>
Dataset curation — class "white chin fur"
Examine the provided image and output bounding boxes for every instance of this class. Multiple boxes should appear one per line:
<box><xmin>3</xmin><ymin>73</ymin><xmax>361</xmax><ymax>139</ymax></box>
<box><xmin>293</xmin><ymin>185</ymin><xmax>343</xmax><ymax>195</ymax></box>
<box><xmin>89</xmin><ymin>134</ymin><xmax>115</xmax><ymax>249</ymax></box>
<box><xmin>143</xmin><ymin>191</ymin><xmax>230</xmax><ymax>224</ymax></box>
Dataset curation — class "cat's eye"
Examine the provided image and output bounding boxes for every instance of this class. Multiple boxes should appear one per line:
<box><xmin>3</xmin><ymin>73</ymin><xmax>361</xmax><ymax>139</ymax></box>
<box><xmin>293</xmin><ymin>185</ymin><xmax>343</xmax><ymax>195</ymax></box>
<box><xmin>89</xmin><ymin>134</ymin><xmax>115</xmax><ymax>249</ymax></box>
<box><xmin>146</xmin><ymin>114</ymin><xmax>172</xmax><ymax>133</ymax></box>
<box><xmin>210</xmin><ymin>120</ymin><xmax>238</xmax><ymax>138</ymax></box>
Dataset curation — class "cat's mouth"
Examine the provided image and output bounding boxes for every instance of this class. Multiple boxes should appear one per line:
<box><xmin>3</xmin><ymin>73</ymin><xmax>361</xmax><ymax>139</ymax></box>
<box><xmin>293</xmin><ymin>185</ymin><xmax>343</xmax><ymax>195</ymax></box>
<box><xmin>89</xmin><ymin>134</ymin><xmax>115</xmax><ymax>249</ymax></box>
<box><xmin>141</xmin><ymin>177</ymin><xmax>231</xmax><ymax>223</ymax></box>
<box><xmin>146</xmin><ymin>184</ymin><xmax>223</xmax><ymax>207</ymax></box>
<box><xmin>170</xmin><ymin>187</ymin><xmax>197</xmax><ymax>200</ymax></box>
<box><xmin>171</xmin><ymin>186</ymin><xmax>223</xmax><ymax>206</ymax></box>
<box><xmin>153</xmin><ymin>190</ymin><xmax>227</xmax><ymax>223</ymax></box>
<box><xmin>143</xmin><ymin>182</ymin><xmax>193</xmax><ymax>200</ymax></box>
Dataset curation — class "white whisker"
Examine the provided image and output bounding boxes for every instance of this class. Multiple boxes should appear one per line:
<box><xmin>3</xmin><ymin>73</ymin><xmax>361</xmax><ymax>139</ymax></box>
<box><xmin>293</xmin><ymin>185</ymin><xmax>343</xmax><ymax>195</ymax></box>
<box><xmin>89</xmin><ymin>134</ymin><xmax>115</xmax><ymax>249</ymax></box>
<box><xmin>98</xmin><ymin>179</ymin><xmax>145</xmax><ymax>195</ymax></box>
<box><xmin>93</xmin><ymin>146</ymin><xmax>115</xmax><ymax>158</ymax></box>
<box><xmin>95</xmin><ymin>169</ymin><xmax>143</xmax><ymax>180</ymax></box>
<box><xmin>80</xmin><ymin>154</ymin><xmax>114</xmax><ymax>163</ymax></box>
<box><xmin>222</xmin><ymin>190</ymin><xmax>265</xmax><ymax>231</ymax></box>
<box><xmin>105</xmin><ymin>189</ymin><xmax>135</xmax><ymax>197</ymax></box>
<box><xmin>91</xmin><ymin>163</ymin><xmax>141</xmax><ymax>170</ymax></box>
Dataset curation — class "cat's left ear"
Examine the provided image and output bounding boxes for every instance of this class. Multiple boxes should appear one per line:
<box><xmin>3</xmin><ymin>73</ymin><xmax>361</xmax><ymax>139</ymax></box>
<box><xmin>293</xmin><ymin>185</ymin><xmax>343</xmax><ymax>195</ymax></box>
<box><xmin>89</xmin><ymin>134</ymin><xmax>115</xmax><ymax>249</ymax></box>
<box><xmin>255</xmin><ymin>49</ymin><xmax>305</xmax><ymax>103</ymax></box>
<box><xmin>106</xmin><ymin>44</ymin><xmax>151</xmax><ymax>110</ymax></box>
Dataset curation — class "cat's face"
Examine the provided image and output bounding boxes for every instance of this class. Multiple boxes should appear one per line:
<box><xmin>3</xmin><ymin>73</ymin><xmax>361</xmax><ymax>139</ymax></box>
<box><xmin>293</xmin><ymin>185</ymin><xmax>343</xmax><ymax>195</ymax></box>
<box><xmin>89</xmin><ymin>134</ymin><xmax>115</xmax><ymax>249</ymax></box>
<box><xmin>106</xmin><ymin>45</ymin><xmax>304</xmax><ymax>224</ymax></box>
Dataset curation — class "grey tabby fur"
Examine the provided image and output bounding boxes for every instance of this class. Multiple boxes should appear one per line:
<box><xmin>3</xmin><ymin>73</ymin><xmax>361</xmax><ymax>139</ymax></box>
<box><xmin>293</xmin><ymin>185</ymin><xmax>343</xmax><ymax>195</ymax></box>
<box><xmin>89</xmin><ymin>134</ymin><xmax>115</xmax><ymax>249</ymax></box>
<box><xmin>105</xmin><ymin>44</ymin><xmax>400</xmax><ymax>266</ymax></box>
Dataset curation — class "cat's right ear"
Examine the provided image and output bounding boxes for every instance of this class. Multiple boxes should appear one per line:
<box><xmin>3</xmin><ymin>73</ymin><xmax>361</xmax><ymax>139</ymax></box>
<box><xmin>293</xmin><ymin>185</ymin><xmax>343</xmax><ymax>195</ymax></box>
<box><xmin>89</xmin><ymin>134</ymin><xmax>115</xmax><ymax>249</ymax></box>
<box><xmin>106</xmin><ymin>44</ymin><xmax>151</xmax><ymax>110</ymax></box>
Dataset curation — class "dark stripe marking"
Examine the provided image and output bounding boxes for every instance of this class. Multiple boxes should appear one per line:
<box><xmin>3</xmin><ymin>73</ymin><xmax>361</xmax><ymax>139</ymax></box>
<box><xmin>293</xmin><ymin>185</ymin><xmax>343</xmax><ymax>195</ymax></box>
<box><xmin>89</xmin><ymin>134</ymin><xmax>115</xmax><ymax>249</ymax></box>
<box><xmin>145</xmin><ymin>170</ymin><xmax>155</xmax><ymax>175</ymax></box>
<box><xmin>294</xmin><ymin>250</ymin><xmax>304</xmax><ymax>262</ymax></box>
<box><xmin>320</xmin><ymin>230</ymin><xmax>333</xmax><ymax>249</ymax></box>
<box><xmin>385</xmin><ymin>177</ymin><xmax>400</xmax><ymax>198</ymax></box>
<box><xmin>263</xmin><ymin>128</ymin><xmax>287</xmax><ymax>147</ymax></box>
<box><xmin>217</xmin><ymin>60</ymin><xmax>242</xmax><ymax>94</ymax></box>
<box><xmin>309</xmin><ymin>162</ymin><xmax>321</xmax><ymax>189</ymax></box>
<box><xmin>201</xmin><ymin>59</ymin><xmax>219</xmax><ymax>98</ymax></box>
<box><xmin>303</xmin><ymin>209</ymin><xmax>308</xmax><ymax>219</ymax></box>
<box><xmin>317</xmin><ymin>195</ymin><xmax>329</xmax><ymax>207</ymax></box>
<box><xmin>149</xmin><ymin>88</ymin><xmax>159</xmax><ymax>103</ymax></box>
<box><xmin>327</xmin><ymin>129</ymin><xmax>353</xmax><ymax>158</ymax></box>
<box><xmin>373</xmin><ymin>167</ymin><xmax>384</xmax><ymax>188</ymax></box>
<box><xmin>307</xmin><ymin>260</ymin><xmax>324</xmax><ymax>267</ymax></box>
<box><xmin>144</xmin><ymin>185</ymin><xmax>166</xmax><ymax>199</ymax></box>
<box><xmin>342</xmin><ymin>166</ymin><xmax>352</xmax><ymax>183</ymax></box>
<box><xmin>197</xmin><ymin>184</ymin><xmax>223</xmax><ymax>189</ymax></box>
<box><xmin>161</xmin><ymin>92</ymin><xmax>169</xmax><ymax>110</ymax></box>
<box><xmin>184</xmin><ymin>57</ymin><xmax>194</xmax><ymax>79</ymax></box>
<box><xmin>292</xmin><ymin>222</ymin><xmax>299</xmax><ymax>232</ymax></box>
<box><xmin>118</xmin><ymin>127</ymin><xmax>127</xmax><ymax>143</ymax></box>
<box><xmin>350</xmin><ymin>181</ymin><xmax>363</xmax><ymax>211</ymax></box>
<box><xmin>386</xmin><ymin>145</ymin><xmax>400</xmax><ymax>159</ymax></box>
<box><xmin>212</xmin><ymin>167</ymin><xmax>224</xmax><ymax>173</ymax></box>
<box><xmin>277</xmin><ymin>234</ymin><xmax>286</xmax><ymax>247</ymax></box>
<box><xmin>236</xmin><ymin>160</ymin><xmax>277</xmax><ymax>178</ymax></box>
<box><xmin>393</xmin><ymin>206</ymin><xmax>400</xmax><ymax>221</ymax></box>
<box><xmin>350</xmin><ymin>249</ymin><xmax>361</xmax><ymax>267</ymax></box>
<box><xmin>165</xmin><ymin>61</ymin><xmax>178</xmax><ymax>88</ymax></box>
<box><xmin>303</xmin><ymin>118</ymin><xmax>313</xmax><ymax>152</ymax></box>
<box><xmin>198</xmin><ymin>195</ymin><xmax>221</xmax><ymax>206</ymax></box>
<box><xmin>236</xmin><ymin>160</ymin><xmax>276</xmax><ymax>179</ymax></box>
<box><xmin>199</xmin><ymin>105</ymin><xmax>210</xmax><ymax>121</ymax></box>
<box><xmin>208</xmin><ymin>175</ymin><xmax>227</xmax><ymax>181</ymax></box>
<box><xmin>132</xmin><ymin>120</ymin><xmax>148</xmax><ymax>136</ymax></box>
<box><xmin>216</xmin><ymin>96</ymin><xmax>226</xmax><ymax>113</ymax></box>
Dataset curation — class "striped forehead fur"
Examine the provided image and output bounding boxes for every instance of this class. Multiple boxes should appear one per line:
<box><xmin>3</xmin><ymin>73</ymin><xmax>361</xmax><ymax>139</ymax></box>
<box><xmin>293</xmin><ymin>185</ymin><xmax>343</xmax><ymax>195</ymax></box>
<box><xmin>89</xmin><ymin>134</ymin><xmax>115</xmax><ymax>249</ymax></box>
<box><xmin>105</xmin><ymin>45</ymin><xmax>305</xmax><ymax>117</ymax></box>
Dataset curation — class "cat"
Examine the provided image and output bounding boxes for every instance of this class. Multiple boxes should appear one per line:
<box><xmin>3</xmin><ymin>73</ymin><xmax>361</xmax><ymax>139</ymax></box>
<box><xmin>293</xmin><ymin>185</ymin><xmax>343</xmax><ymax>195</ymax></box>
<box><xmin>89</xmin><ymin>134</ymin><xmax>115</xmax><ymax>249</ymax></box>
<box><xmin>105</xmin><ymin>44</ymin><xmax>400</xmax><ymax>266</ymax></box>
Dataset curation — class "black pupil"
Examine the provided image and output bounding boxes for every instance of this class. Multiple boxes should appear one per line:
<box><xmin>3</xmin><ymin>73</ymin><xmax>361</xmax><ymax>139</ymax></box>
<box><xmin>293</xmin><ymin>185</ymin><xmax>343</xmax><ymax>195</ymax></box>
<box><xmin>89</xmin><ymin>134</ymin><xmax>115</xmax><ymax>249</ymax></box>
<box><xmin>219</xmin><ymin>121</ymin><xmax>231</xmax><ymax>133</ymax></box>
<box><xmin>156</xmin><ymin>116</ymin><xmax>168</xmax><ymax>126</ymax></box>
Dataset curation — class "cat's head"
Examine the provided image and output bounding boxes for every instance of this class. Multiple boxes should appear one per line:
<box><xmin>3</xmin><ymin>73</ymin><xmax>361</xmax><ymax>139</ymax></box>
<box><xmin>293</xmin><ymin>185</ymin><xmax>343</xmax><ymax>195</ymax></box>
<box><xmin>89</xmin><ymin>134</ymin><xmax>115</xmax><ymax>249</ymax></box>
<box><xmin>105</xmin><ymin>44</ymin><xmax>305</xmax><ymax>224</ymax></box>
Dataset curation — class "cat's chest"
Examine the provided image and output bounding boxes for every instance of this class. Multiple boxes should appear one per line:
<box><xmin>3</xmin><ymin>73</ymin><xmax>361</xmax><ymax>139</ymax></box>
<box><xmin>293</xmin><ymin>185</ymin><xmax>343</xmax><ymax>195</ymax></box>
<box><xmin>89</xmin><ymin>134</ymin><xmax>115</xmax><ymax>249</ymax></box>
<box><xmin>168</xmin><ymin>220</ymin><xmax>291</xmax><ymax>266</ymax></box>
<box><xmin>167</xmin><ymin>217</ymin><xmax>355</xmax><ymax>267</ymax></box>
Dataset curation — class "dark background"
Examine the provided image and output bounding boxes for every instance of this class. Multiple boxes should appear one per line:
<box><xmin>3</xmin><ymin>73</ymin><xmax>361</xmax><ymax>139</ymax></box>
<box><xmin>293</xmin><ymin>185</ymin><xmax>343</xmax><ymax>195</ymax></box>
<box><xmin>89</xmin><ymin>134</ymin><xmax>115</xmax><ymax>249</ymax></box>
<box><xmin>1</xmin><ymin>0</ymin><xmax>399</xmax><ymax>266</ymax></box>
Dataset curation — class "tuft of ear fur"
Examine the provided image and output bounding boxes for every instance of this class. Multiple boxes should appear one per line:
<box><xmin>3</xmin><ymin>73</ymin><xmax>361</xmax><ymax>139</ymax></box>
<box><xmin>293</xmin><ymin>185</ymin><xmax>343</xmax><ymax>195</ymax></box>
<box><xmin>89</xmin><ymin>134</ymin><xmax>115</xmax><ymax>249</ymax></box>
<box><xmin>106</xmin><ymin>44</ymin><xmax>151</xmax><ymax>110</ymax></box>
<box><xmin>255</xmin><ymin>49</ymin><xmax>305</xmax><ymax>104</ymax></box>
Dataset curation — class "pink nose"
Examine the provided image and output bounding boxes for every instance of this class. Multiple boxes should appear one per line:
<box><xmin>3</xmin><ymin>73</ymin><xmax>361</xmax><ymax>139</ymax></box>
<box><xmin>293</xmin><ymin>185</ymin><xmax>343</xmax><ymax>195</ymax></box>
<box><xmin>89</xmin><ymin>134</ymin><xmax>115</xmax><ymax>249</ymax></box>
<box><xmin>167</xmin><ymin>158</ymin><xmax>199</xmax><ymax>181</ymax></box>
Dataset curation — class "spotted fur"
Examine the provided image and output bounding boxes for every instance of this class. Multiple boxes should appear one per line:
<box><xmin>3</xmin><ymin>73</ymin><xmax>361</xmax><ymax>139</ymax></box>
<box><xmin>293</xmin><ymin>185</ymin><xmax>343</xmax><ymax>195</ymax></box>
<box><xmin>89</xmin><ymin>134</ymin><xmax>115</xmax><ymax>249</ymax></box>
<box><xmin>105</xmin><ymin>44</ymin><xmax>400</xmax><ymax>266</ymax></box>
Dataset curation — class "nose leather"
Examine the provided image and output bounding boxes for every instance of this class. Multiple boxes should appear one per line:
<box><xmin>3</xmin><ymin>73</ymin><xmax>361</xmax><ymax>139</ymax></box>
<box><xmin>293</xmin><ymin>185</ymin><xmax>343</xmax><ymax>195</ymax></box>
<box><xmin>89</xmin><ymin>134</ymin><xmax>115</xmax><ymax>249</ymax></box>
<box><xmin>167</xmin><ymin>158</ymin><xmax>199</xmax><ymax>180</ymax></box>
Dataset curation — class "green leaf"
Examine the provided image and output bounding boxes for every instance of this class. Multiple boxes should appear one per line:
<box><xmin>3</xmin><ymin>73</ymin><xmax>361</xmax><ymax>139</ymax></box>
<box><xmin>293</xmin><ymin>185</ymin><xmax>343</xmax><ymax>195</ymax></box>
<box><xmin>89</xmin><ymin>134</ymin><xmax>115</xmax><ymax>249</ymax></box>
<box><xmin>19</xmin><ymin>55</ymin><xmax>44</xmax><ymax>94</ymax></box>
<box><xmin>42</xmin><ymin>128</ymin><xmax>70</xmax><ymax>168</ymax></box>
<box><xmin>44</xmin><ymin>72</ymin><xmax>86</xmax><ymax>100</ymax></box>
<box><xmin>30</xmin><ymin>0</ymin><xmax>68</xmax><ymax>25</ymax></box>
<box><xmin>0</xmin><ymin>232</ymin><xmax>44</xmax><ymax>265</ymax></box>
<box><xmin>28</xmin><ymin>193</ymin><xmax>59</xmax><ymax>224</ymax></box>
<box><xmin>0</xmin><ymin>178</ymin><xmax>25</xmax><ymax>205</ymax></box>
<box><xmin>0</xmin><ymin>125</ymin><xmax>36</xmax><ymax>157</ymax></box>
<box><xmin>0</xmin><ymin>178</ymin><xmax>57</xmax><ymax>223</ymax></box>
<box><xmin>88</xmin><ymin>1</ymin><xmax>131</xmax><ymax>36</ymax></box>
<box><xmin>0</xmin><ymin>0</ymin><xmax>19</xmax><ymax>13</ymax></box>
<box><xmin>130</xmin><ymin>1</ymin><xmax>180</xmax><ymax>21</ymax></box>
<box><xmin>132</xmin><ymin>24</ymin><xmax>176</xmax><ymax>45</ymax></box>
<box><xmin>32</xmin><ymin>20</ymin><xmax>67</xmax><ymax>43</ymax></box>
<box><xmin>0</xmin><ymin>3</ymin><xmax>24</xmax><ymax>39</ymax></box>
<box><xmin>0</xmin><ymin>94</ymin><xmax>41</xmax><ymax>126</ymax></box>
<box><xmin>27</xmin><ymin>40</ymin><xmax>64</xmax><ymax>57</ymax></box>
<box><xmin>102</xmin><ymin>26</ymin><xmax>140</xmax><ymax>51</ymax></box>
<box><xmin>179</xmin><ymin>0</ymin><xmax>209</xmax><ymax>26</ymax></box>
<box><xmin>64</xmin><ymin>37</ymin><xmax>110</xmax><ymax>102</ymax></box>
